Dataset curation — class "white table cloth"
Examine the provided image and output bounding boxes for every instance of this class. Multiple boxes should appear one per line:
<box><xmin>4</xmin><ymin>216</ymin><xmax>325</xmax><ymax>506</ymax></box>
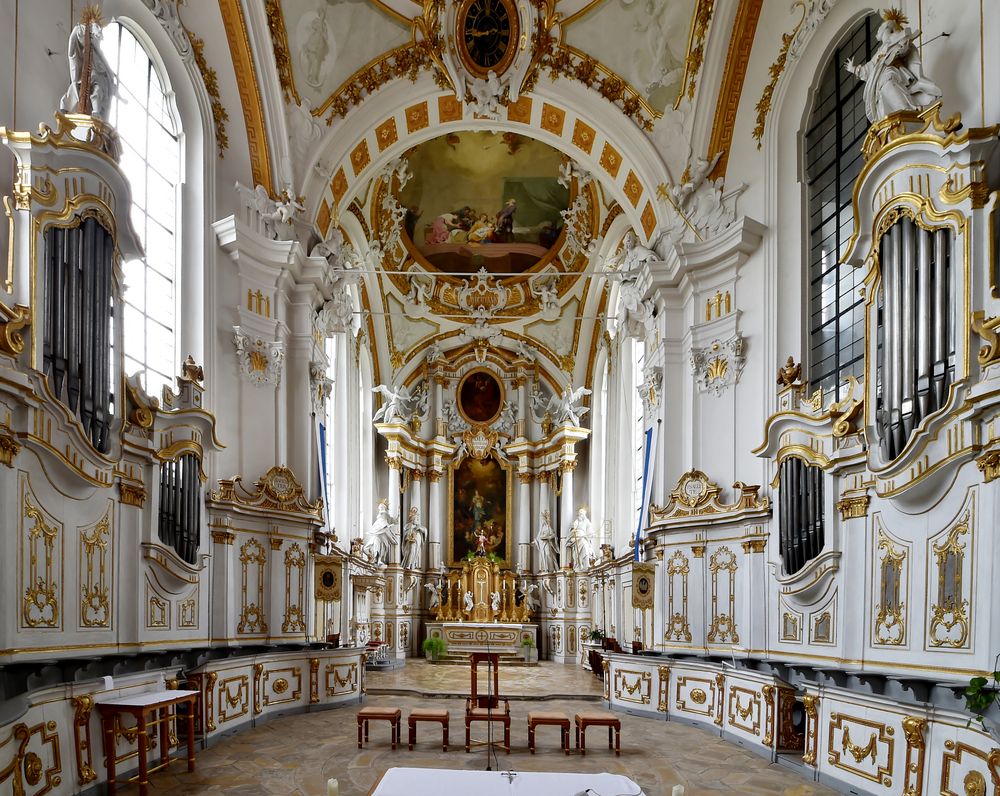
<box><xmin>369</xmin><ymin>767</ymin><xmax>644</xmax><ymax>795</ymax></box>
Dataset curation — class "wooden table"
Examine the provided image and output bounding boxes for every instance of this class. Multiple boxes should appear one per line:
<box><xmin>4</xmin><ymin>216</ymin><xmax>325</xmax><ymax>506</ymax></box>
<box><xmin>96</xmin><ymin>689</ymin><xmax>198</xmax><ymax>795</ymax></box>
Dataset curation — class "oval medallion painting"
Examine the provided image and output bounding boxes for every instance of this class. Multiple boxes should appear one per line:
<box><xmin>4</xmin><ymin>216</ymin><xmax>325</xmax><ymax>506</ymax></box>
<box><xmin>458</xmin><ymin>370</ymin><xmax>504</xmax><ymax>425</ymax></box>
<box><xmin>398</xmin><ymin>131</ymin><xmax>570</xmax><ymax>274</ymax></box>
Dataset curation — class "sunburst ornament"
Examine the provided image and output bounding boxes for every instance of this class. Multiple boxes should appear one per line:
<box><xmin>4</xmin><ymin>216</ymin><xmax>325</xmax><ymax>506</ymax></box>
<box><xmin>881</xmin><ymin>7</ymin><xmax>909</xmax><ymax>29</ymax></box>
<box><xmin>80</xmin><ymin>5</ymin><xmax>104</xmax><ymax>26</ymax></box>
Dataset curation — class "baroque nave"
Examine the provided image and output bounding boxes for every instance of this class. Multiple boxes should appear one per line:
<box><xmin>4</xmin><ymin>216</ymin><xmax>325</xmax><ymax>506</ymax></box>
<box><xmin>0</xmin><ymin>0</ymin><xmax>998</xmax><ymax>793</ymax></box>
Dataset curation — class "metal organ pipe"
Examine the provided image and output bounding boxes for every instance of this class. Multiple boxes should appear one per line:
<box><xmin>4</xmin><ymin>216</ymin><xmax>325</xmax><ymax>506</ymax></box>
<box><xmin>779</xmin><ymin>457</ymin><xmax>825</xmax><ymax>576</ymax></box>
<box><xmin>875</xmin><ymin>217</ymin><xmax>954</xmax><ymax>461</ymax></box>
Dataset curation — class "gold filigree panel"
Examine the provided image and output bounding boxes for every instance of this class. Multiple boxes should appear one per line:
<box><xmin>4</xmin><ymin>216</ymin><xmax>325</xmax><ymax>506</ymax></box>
<box><xmin>0</xmin><ymin>719</ymin><xmax>62</xmax><ymax>795</ymax></box>
<box><xmin>940</xmin><ymin>740</ymin><xmax>1000</xmax><ymax>796</ymax></box>
<box><xmin>873</xmin><ymin>523</ymin><xmax>908</xmax><ymax>647</ymax></box>
<box><xmin>675</xmin><ymin>676</ymin><xmax>715</xmax><ymax>717</ymax></box>
<box><xmin>325</xmin><ymin>662</ymin><xmax>358</xmax><ymax>696</ymax></box>
<box><xmin>79</xmin><ymin>505</ymin><xmax>112</xmax><ymax>629</ymax></box>
<box><xmin>262</xmin><ymin>667</ymin><xmax>302</xmax><ymax>708</ymax></box>
<box><xmin>827</xmin><ymin>713</ymin><xmax>895</xmax><ymax>788</ymax></box>
<box><xmin>665</xmin><ymin>550</ymin><xmax>692</xmax><ymax>642</ymax></box>
<box><xmin>217</xmin><ymin>676</ymin><xmax>249</xmax><ymax>724</ymax></box>
<box><xmin>613</xmin><ymin>669</ymin><xmax>651</xmax><ymax>705</ymax></box>
<box><xmin>238</xmin><ymin>538</ymin><xmax>268</xmax><ymax>635</ymax></box>
<box><xmin>727</xmin><ymin>686</ymin><xmax>761</xmax><ymax>737</ymax></box>
<box><xmin>927</xmin><ymin>499</ymin><xmax>973</xmax><ymax>650</ymax></box>
<box><xmin>708</xmin><ymin>546</ymin><xmax>739</xmax><ymax>645</ymax></box>
<box><xmin>282</xmin><ymin>543</ymin><xmax>306</xmax><ymax>634</ymax></box>
<box><xmin>20</xmin><ymin>478</ymin><xmax>62</xmax><ymax>630</ymax></box>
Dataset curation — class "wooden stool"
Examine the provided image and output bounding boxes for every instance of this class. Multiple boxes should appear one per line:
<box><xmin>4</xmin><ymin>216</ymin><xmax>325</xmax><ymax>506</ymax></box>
<box><xmin>527</xmin><ymin>711</ymin><xmax>570</xmax><ymax>755</ymax></box>
<box><xmin>575</xmin><ymin>711</ymin><xmax>621</xmax><ymax>756</ymax></box>
<box><xmin>357</xmin><ymin>707</ymin><xmax>401</xmax><ymax>750</ymax></box>
<box><xmin>408</xmin><ymin>708</ymin><xmax>450</xmax><ymax>751</ymax></box>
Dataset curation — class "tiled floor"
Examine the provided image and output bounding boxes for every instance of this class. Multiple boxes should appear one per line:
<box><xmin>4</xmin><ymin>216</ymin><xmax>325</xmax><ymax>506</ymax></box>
<box><xmin>132</xmin><ymin>662</ymin><xmax>836</xmax><ymax>795</ymax></box>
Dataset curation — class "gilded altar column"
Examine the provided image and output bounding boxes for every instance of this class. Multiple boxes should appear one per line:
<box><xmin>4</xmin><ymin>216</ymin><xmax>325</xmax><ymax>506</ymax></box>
<box><xmin>536</xmin><ymin>472</ymin><xmax>551</xmax><ymax>572</ymax></box>
<box><xmin>559</xmin><ymin>461</ymin><xmax>576</xmax><ymax>566</ymax></box>
<box><xmin>515</xmin><ymin>471</ymin><xmax>532</xmax><ymax>571</ymax></box>
<box><xmin>427</xmin><ymin>469</ymin><xmax>444</xmax><ymax>570</ymax></box>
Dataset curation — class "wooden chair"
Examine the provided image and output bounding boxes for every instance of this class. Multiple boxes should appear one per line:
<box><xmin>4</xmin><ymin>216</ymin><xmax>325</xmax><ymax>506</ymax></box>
<box><xmin>464</xmin><ymin>653</ymin><xmax>510</xmax><ymax>753</ymax></box>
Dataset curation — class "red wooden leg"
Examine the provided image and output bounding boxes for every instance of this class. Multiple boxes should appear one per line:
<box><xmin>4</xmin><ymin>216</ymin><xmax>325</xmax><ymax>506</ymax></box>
<box><xmin>186</xmin><ymin>702</ymin><xmax>196</xmax><ymax>772</ymax></box>
<box><xmin>102</xmin><ymin>714</ymin><xmax>117</xmax><ymax>795</ymax></box>
<box><xmin>137</xmin><ymin>711</ymin><xmax>150</xmax><ymax>796</ymax></box>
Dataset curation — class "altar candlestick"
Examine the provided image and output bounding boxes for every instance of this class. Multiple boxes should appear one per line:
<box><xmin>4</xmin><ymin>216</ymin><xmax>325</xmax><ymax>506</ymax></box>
<box><xmin>672</xmin><ymin>786</ymin><xmax>684</xmax><ymax>796</ymax></box>
<box><xmin>327</xmin><ymin>778</ymin><xmax>339</xmax><ymax>796</ymax></box>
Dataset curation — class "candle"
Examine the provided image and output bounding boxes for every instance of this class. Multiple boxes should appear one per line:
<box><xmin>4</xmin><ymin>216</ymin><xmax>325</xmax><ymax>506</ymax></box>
<box><xmin>327</xmin><ymin>778</ymin><xmax>339</xmax><ymax>796</ymax></box>
<box><xmin>672</xmin><ymin>787</ymin><xmax>684</xmax><ymax>796</ymax></box>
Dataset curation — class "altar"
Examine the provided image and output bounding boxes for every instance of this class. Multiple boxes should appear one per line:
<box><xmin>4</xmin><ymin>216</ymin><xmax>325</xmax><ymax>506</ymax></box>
<box><xmin>370</xmin><ymin>768</ymin><xmax>644</xmax><ymax>795</ymax></box>
<box><xmin>425</xmin><ymin>621</ymin><xmax>537</xmax><ymax>656</ymax></box>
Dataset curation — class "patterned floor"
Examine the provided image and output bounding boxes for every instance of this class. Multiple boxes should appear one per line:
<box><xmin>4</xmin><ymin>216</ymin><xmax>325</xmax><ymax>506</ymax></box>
<box><xmin>129</xmin><ymin>663</ymin><xmax>836</xmax><ymax>795</ymax></box>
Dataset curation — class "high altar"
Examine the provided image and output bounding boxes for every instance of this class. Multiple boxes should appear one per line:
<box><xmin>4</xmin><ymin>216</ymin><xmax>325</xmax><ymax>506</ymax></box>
<box><xmin>424</xmin><ymin>555</ymin><xmax>537</xmax><ymax>656</ymax></box>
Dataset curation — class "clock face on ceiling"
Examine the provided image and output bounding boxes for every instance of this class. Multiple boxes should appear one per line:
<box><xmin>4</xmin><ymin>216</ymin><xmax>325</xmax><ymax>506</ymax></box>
<box><xmin>457</xmin><ymin>0</ymin><xmax>519</xmax><ymax>77</ymax></box>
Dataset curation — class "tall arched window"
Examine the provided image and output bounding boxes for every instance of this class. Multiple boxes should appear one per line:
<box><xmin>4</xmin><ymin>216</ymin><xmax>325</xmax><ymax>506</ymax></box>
<box><xmin>805</xmin><ymin>14</ymin><xmax>878</xmax><ymax>398</ymax></box>
<box><xmin>103</xmin><ymin>22</ymin><xmax>181</xmax><ymax>398</ymax></box>
<box><xmin>630</xmin><ymin>338</ymin><xmax>646</xmax><ymax>527</ymax></box>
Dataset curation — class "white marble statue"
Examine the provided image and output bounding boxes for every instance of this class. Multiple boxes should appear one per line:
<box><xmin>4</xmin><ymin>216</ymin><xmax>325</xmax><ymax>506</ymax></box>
<box><xmin>302</xmin><ymin>6</ymin><xmax>330</xmax><ymax>88</ymax></box>
<box><xmin>467</xmin><ymin>70</ymin><xmax>504</xmax><ymax>119</ymax></box>
<box><xmin>401</xmin><ymin>506</ymin><xmax>426</xmax><ymax>570</ymax></box>
<box><xmin>845</xmin><ymin>9</ymin><xmax>942</xmax><ymax>123</ymax></box>
<box><xmin>530</xmin><ymin>275</ymin><xmax>560</xmax><ymax>320</ymax></box>
<box><xmin>372</xmin><ymin>383</ymin><xmax>414</xmax><ymax>423</ymax></box>
<box><xmin>534</xmin><ymin>509</ymin><xmax>559</xmax><ymax>572</ymax></box>
<box><xmin>491</xmin><ymin>591</ymin><xmax>501</xmax><ymax>612</ymax></box>
<box><xmin>464</xmin><ymin>590</ymin><xmax>475</xmax><ymax>613</ymax></box>
<box><xmin>555</xmin><ymin>386</ymin><xmax>592</xmax><ymax>427</ymax></box>
<box><xmin>524</xmin><ymin>582</ymin><xmax>541</xmax><ymax>613</ymax></box>
<box><xmin>566</xmin><ymin>507</ymin><xmax>594</xmax><ymax>570</ymax></box>
<box><xmin>423</xmin><ymin>581</ymin><xmax>441</xmax><ymax>609</ymax></box>
<box><xmin>60</xmin><ymin>15</ymin><xmax>116</xmax><ymax>120</ymax></box>
<box><xmin>362</xmin><ymin>500</ymin><xmax>395</xmax><ymax>566</ymax></box>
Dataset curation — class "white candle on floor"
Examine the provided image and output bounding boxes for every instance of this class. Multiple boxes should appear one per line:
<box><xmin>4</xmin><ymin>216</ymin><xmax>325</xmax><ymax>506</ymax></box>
<box><xmin>327</xmin><ymin>778</ymin><xmax>339</xmax><ymax>796</ymax></box>
<box><xmin>671</xmin><ymin>787</ymin><xmax>684</xmax><ymax>796</ymax></box>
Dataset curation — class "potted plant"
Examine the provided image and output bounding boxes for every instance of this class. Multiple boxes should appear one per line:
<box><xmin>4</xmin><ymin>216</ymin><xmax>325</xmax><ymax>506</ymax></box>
<box><xmin>520</xmin><ymin>636</ymin><xmax>537</xmax><ymax>663</ymax></box>
<box><xmin>588</xmin><ymin>628</ymin><xmax>606</xmax><ymax>644</ymax></box>
<box><xmin>422</xmin><ymin>636</ymin><xmax>447</xmax><ymax>662</ymax></box>
<box><xmin>964</xmin><ymin>652</ymin><xmax>1000</xmax><ymax>743</ymax></box>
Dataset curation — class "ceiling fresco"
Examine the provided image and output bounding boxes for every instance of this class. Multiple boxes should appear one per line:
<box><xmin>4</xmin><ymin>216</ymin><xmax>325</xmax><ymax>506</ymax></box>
<box><xmin>398</xmin><ymin>131</ymin><xmax>570</xmax><ymax>275</ymax></box>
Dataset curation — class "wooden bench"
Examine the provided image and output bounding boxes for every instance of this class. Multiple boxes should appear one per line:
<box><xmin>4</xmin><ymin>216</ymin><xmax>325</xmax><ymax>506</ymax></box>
<box><xmin>357</xmin><ymin>707</ymin><xmax>401</xmax><ymax>750</ymax></box>
<box><xmin>575</xmin><ymin>711</ymin><xmax>621</xmax><ymax>756</ymax></box>
<box><xmin>527</xmin><ymin>711</ymin><xmax>570</xmax><ymax>755</ymax></box>
<box><xmin>408</xmin><ymin>708</ymin><xmax>449</xmax><ymax>751</ymax></box>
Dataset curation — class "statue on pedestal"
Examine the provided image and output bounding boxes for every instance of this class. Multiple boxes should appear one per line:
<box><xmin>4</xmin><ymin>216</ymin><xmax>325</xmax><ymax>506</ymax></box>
<box><xmin>845</xmin><ymin>8</ymin><xmax>942</xmax><ymax>123</ymax></box>
<box><xmin>362</xmin><ymin>499</ymin><xmax>395</xmax><ymax>566</ymax></box>
<box><xmin>401</xmin><ymin>506</ymin><xmax>426</xmax><ymax>570</ymax></box>
<box><xmin>534</xmin><ymin>509</ymin><xmax>559</xmax><ymax>572</ymax></box>
<box><xmin>566</xmin><ymin>507</ymin><xmax>594</xmax><ymax>570</ymax></box>
<box><xmin>464</xmin><ymin>590</ymin><xmax>474</xmax><ymax>613</ymax></box>
<box><xmin>60</xmin><ymin>8</ymin><xmax>116</xmax><ymax>120</ymax></box>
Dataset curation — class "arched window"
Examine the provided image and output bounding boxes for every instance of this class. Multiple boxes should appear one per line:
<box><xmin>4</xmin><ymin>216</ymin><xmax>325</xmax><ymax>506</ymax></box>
<box><xmin>103</xmin><ymin>22</ymin><xmax>181</xmax><ymax>398</ymax></box>
<box><xmin>630</xmin><ymin>338</ymin><xmax>646</xmax><ymax>527</ymax></box>
<box><xmin>805</xmin><ymin>14</ymin><xmax>879</xmax><ymax>398</ymax></box>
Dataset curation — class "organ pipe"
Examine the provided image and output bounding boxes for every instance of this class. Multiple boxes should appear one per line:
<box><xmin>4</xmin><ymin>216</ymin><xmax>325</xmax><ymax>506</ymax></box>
<box><xmin>779</xmin><ymin>457</ymin><xmax>825</xmax><ymax>576</ymax></box>
<box><xmin>158</xmin><ymin>453</ymin><xmax>202</xmax><ymax>564</ymax></box>
<box><xmin>876</xmin><ymin>217</ymin><xmax>954</xmax><ymax>461</ymax></box>
<box><xmin>42</xmin><ymin>217</ymin><xmax>115</xmax><ymax>452</ymax></box>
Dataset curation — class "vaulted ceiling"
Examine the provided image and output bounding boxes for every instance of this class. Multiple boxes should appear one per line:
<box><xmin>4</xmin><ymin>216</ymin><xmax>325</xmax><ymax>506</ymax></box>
<box><xmin>192</xmin><ymin>0</ymin><xmax>768</xmax><ymax>388</ymax></box>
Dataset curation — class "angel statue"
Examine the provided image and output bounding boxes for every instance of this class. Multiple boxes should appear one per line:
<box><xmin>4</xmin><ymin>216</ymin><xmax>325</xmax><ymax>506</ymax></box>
<box><xmin>618</xmin><ymin>231</ymin><xmax>660</xmax><ymax>275</ymax></box>
<box><xmin>372</xmin><ymin>383</ymin><xmax>414</xmax><ymax>423</ymax></box>
<box><xmin>845</xmin><ymin>8</ymin><xmax>942</xmax><ymax>123</ymax></box>
<box><xmin>423</xmin><ymin>581</ymin><xmax>441</xmax><ymax>610</ymax></box>
<box><xmin>530</xmin><ymin>275</ymin><xmax>560</xmax><ymax>320</ymax></box>
<box><xmin>464</xmin><ymin>590</ymin><xmax>475</xmax><ymax>613</ymax></box>
<box><xmin>534</xmin><ymin>509</ymin><xmax>559</xmax><ymax>572</ymax></box>
<box><xmin>401</xmin><ymin>506</ymin><xmax>427</xmax><ymax>570</ymax></box>
<box><xmin>60</xmin><ymin>8</ymin><xmax>116</xmax><ymax>120</ymax></box>
<box><xmin>269</xmin><ymin>190</ymin><xmax>305</xmax><ymax>226</ymax></box>
<box><xmin>490</xmin><ymin>591</ymin><xmax>501</xmax><ymax>612</ymax></box>
<box><xmin>468</xmin><ymin>70</ymin><xmax>504</xmax><ymax>119</ymax></box>
<box><xmin>555</xmin><ymin>386</ymin><xmax>592</xmax><ymax>427</ymax></box>
<box><xmin>362</xmin><ymin>499</ymin><xmax>395</xmax><ymax>566</ymax></box>
<box><xmin>566</xmin><ymin>507</ymin><xmax>594</xmax><ymax>570</ymax></box>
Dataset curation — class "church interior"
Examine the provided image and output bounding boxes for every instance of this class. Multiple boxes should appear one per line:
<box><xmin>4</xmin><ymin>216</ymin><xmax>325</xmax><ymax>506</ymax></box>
<box><xmin>0</xmin><ymin>0</ymin><xmax>999</xmax><ymax>793</ymax></box>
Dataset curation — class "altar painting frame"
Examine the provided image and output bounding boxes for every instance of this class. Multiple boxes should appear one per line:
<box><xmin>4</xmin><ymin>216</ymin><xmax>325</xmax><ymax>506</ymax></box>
<box><xmin>447</xmin><ymin>452</ymin><xmax>513</xmax><ymax>567</ymax></box>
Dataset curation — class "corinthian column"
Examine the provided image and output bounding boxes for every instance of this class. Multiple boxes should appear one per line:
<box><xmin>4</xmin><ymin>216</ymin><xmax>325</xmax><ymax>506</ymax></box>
<box><xmin>428</xmin><ymin>469</ymin><xmax>444</xmax><ymax>570</ymax></box>
<box><xmin>386</xmin><ymin>458</ymin><xmax>402</xmax><ymax>564</ymax></box>
<box><xmin>515</xmin><ymin>471</ymin><xmax>532</xmax><ymax>571</ymax></box>
<box><xmin>559</xmin><ymin>461</ymin><xmax>576</xmax><ymax>565</ymax></box>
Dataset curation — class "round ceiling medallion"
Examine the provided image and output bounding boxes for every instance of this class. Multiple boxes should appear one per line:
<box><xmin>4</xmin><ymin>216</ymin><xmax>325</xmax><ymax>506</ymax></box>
<box><xmin>456</xmin><ymin>0</ymin><xmax>519</xmax><ymax>78</ymax></box>
<box><xmin>457</xmin><ymin>369</ymin><xmax>504</xmax><ymax>425</ymax></box>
